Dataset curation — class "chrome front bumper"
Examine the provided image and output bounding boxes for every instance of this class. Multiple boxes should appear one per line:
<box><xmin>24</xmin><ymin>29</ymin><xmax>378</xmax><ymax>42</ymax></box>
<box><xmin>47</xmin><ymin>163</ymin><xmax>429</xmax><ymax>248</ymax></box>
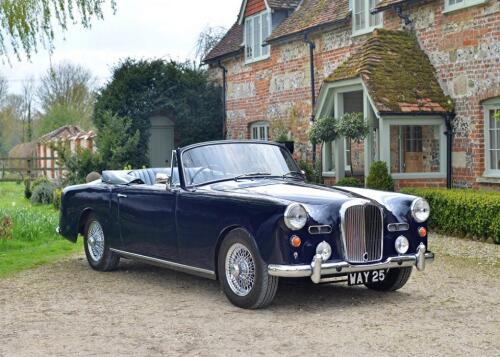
<box><xmin>268</xmin><ymin>243</ymin><xmax>434</xmax><ymax>284</ymax></box>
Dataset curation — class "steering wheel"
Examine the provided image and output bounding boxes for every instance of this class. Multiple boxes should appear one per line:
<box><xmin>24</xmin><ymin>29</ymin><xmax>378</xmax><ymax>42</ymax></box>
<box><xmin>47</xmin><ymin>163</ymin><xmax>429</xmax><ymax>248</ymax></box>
<box><xmin>189</xmin><ymin>164</ymin><xmax>224</xmax><ymax>184</ymax></box>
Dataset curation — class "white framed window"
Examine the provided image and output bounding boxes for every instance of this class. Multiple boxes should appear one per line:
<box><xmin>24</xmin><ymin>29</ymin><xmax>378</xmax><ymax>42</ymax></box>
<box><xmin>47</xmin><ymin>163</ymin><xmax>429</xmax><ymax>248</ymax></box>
<box><xmin>483</xmin><ymin>98</ymin><xmax>500</xmax><ymax>177</ymax></box>
<box><xmin>443</xmin><ymin>0</ymin><xmax>486</xmax><ymax>14</ymax></box>
<box><xmin>250</xmin><ymin>121</ymin><xmax>269</xmax><ymax>140</ymax></box>
<box><xmin>245</xmin><ymin>11</ymin><xmax>271</xmax><ymax>63</ymax></box>
<box><xmin>352</xmin><ymin>0</ymin><xmax>382</xmax><ymax>36</ymax></box>
<box><xmin>380</xmin><ymin>117</ymin><xmax>446</xmax><ymax>179</ymax></box>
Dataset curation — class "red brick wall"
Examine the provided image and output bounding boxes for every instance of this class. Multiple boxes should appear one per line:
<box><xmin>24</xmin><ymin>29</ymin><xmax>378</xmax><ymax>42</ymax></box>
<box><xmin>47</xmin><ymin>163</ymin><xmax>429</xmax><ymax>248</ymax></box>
<box><xmin>245</xmin><ymin>0</ymin><xmax>266</xmax><ymax>17</ymax></box>
<box><xmin>213</xmin><ymin>0</ymin><xmax>500</xmax><ymax>190</ymax></box>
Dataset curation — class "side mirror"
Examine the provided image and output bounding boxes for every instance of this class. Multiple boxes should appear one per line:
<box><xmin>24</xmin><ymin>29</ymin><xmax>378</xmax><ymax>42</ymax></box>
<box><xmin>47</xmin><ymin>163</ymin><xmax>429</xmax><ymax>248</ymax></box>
<box><xmin>300</xmin><ymin>170</ymin><xmax>306</xmax><ymax>175</ymax></box>
<box><xmin>155</xmin><ymin>173</ymin><xmax>169</xmax><ymax>185</ymax></box>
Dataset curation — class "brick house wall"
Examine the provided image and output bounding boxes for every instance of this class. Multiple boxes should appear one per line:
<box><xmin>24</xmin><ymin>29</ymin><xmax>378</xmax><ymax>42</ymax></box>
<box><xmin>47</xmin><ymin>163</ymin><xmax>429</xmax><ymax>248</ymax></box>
<box><xmin>209</xmin><ymin>0</ymin><xmax>500</xmax><ymax>189</ymax></box>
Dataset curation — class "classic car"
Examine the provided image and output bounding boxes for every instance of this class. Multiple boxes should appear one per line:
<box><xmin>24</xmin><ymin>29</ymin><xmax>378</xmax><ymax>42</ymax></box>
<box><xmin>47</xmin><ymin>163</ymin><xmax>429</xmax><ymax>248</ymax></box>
<box><xmin>58</xmin><ymin>140</ymin><xmax>434</xmax><ymax>309</ymax></box>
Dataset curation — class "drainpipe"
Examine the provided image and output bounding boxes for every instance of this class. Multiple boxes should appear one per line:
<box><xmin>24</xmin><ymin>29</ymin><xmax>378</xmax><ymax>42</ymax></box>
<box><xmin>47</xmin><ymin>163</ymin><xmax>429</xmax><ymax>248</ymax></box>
<box><xmin>304</xmin><ymin>34</ymin><xmax>317</xmax><ymax>163</ymax></box>
<box><xmin>217</xmin><ymin>61</ymin><xmax>228</xmax><ymax>139</ymax></box>
<box><xmin>444</xmin><ymin>112</ymin><xmax>455</xmax><ymax>189</ymax></box>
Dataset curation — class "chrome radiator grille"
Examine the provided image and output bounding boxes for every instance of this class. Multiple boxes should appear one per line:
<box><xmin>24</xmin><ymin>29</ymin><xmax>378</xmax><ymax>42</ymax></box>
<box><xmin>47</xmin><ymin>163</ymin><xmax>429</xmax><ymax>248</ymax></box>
<box><xmin>341</xmin><ymin>202</ymin><xmax>383</xmax><ymax>263</ymax></box>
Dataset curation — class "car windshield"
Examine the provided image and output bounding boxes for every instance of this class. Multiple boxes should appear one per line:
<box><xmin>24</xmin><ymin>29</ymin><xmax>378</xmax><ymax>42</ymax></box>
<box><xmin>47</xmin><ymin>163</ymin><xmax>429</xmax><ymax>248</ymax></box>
<box><xmin>181</xmin><ymin>142</ymin><xmax>300</xmax><ymax>186</ymax></box>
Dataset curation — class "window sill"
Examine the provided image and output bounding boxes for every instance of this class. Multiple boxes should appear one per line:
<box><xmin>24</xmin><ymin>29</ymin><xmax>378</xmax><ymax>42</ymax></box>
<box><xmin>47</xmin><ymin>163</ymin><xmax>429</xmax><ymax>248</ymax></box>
<box><xmin>245</xmin><ymin>55</ymin><xmax>271</xmax><ymax>65</ymax></box>
<box><xmin>322</xmin><ymin>171</ymin><xmax>337</xmax><ymax>177</ymax></box>
<box><xmin>352</xmin><ymin>25</ymin><xmax>382</xmax><ymax>38</ymax></box>
<box><xmin>390</xmin><ymin>172</ymin><xmax>446</xmax><ymax>180</ymax></box>
<box><xmin>476</xmin><ymin>175</ymin><xmax>500</xmax><ymax>184</ymax></box>
<box><xmin>442</xmin><ymin>0</ymin><xmax>486</xmax><ymax>14</ymax></box>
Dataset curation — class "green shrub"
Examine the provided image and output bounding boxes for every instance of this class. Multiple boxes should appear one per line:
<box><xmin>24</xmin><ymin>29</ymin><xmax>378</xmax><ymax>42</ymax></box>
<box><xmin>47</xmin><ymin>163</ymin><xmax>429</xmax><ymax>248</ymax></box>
<box><xmin>30</xmin><ymin>182</ymin><xmax>56</xmax><ymax>205</ymax></box>
<box><xmin>401</xmin><ymin>188</ymin><xmax>500</xmax><ymax>243</ymax></box>
<box><xmin>52</xmin><ymin>188</ymin><xmax>62</xmax><ymax>210</ymax></box>
<box><xmin>31</xmin><ymin>176</ymin><xmax>51</xmax><ymax>193</ymax></box>
<box><xmin>366</xmin><ymin>161</ymin><xmax>394</xmax><ymax>191</ymax></box>
<box><xmin>335</xmin><ymin>177</ymin><xmax>362</xmax><ymax>188</ymax></box>
<box><xmin>297</xmin><ymin>160</ymin><xmax>322</xmax><ymax>184</ymax></box>
<box><xmin>0</xmin><ymin>213</ymin><xmax>13</xmax><ymax>240</ymax></box>
<box><xmin>23</xmin><ymin>178</ymin><xmax>32</xmax><ymax>199</ymax></box>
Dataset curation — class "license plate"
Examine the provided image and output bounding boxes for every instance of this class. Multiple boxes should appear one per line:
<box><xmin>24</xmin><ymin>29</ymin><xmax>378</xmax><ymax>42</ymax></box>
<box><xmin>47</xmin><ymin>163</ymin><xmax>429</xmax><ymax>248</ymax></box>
<box><xmin>348</xmin><ymin>269</ymin><xmax>387</xmax><ymax>286</ymax></box>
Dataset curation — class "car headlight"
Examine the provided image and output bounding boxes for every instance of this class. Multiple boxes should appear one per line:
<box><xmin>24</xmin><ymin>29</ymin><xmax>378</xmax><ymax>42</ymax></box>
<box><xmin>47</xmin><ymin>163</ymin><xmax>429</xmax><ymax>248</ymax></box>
<box><xmin>395</xmin><ymin>236</ymin><xmax>409</xmax><ymax>254</ymax></box>
<box><xmin>284</xmin><ymin>203</ymin><xmax>308</xmax><ymax>230</ymax></box>
<box><xmin>411</xmin><ymin>198</ymin><xmax>430</xmax><ymax>223</ymax></box>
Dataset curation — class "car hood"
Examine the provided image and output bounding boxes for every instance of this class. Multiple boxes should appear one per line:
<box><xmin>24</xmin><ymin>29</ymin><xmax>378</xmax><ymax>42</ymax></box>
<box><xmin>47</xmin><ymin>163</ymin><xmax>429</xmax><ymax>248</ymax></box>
<box><xmin>205</xmin><ymin>179</ymin><xmax>415</xmax><ymax>224</ymax></box>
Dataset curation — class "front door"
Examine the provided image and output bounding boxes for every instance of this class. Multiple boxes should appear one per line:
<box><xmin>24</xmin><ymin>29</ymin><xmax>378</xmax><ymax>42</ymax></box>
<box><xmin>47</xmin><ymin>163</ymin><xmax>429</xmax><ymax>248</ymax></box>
<box><xmin>115</xmin><ymin>185</ymin><xmax>177</xmax><ymax>261</ymax></box>
<box><xmin>149</xmin><ymin>116</ymin><xmax>174</xmax><ymax>167</ymax></box>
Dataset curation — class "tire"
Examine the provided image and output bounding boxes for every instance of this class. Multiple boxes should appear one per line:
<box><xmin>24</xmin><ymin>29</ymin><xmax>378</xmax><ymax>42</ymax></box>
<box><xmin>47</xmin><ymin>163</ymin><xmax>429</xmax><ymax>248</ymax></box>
<box><xmin>83</xmin><ymin>213</ymin><xmax>120</xmax><ymax>271</ymax></box>
<box><xmin>217</xmin><ymin>228</ymin><xmax>278</xmax><ymax>309</ymax></box>
<box><xmin>364</xmin><ymin>267</ymin><xmax>412</xmax><ymax>291</ymax></box>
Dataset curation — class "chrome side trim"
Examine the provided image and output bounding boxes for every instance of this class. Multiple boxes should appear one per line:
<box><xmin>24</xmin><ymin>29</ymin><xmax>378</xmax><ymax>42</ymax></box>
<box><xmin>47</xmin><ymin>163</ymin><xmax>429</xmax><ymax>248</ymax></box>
<box><xmin>110</xmin><ymin>248</ymin><xmax>216</xmax><ymax>280</ymax></box>
<box><xmin>268</xmin><ymin>244</ymin><xmax>435</xmax><ymax>283</ymax></box>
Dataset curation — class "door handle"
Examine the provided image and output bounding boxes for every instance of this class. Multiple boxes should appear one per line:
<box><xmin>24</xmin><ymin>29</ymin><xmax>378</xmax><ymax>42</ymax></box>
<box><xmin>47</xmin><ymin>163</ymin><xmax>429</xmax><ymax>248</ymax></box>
<box><xmin>117</xmin><ymin>194</ymin><xmax>127</xmax><ymax>198</ymax></box>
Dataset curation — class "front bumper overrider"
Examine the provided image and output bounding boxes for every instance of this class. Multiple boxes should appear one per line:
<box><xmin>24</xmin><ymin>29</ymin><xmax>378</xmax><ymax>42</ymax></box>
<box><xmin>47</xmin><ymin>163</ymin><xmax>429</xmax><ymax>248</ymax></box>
<box><xmin>268</xmin><ymin>243</ymin><xmax>435</xmax><ymax>284</ymax></box>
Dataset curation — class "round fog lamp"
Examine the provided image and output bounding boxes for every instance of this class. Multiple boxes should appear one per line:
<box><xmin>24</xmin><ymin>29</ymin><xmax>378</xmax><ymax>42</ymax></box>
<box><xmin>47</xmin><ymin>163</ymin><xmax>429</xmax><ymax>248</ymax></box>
<box><xmin>395</xmin><ymin>236</ymin><xmax>409</xmax><ymax>254</ymax></box>
<box><xmin>316</xmin><ymin>241</ymin><xmax>332</xmax><ymax>261</ymax></box>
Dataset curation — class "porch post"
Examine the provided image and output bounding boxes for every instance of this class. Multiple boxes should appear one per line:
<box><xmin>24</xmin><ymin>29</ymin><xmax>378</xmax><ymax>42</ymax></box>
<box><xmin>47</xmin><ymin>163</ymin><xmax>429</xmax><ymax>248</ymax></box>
<box><xmin>334</xmin><ymin>91</ymin><xmax>345</xmax><ymax>182</ymax></box>
<box><xmin>363</xmin><ymin>92</ymin><xmax>373</xmax><ymax>182</ymax></box>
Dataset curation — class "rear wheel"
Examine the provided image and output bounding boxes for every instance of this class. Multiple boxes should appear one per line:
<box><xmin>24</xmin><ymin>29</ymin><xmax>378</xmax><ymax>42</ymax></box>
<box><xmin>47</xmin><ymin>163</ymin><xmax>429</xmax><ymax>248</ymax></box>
<box><xmin>364</xmin><ymin>267</ymin><xmax>412</xmax><ymax>291</ymax></box>
<box><xmin>218</xmin><ymin>229</ymin><xmax>278</xmax><ymax>309</ymax></box>
<box><xmin>83</xmin><ymin>214</ymin><xmax>120</xmax><ymax>271</ymax></box>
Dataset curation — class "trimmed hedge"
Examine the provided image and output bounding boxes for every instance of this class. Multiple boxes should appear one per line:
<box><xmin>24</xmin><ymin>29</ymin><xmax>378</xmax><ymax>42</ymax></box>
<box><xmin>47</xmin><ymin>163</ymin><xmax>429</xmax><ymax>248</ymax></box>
<box><xmin>401</xmin><ymin>188</ymin><xmax>500</xmax><ymax>243</ymax></box>
<box><xmin>335</xmin><ymin>177</ymin><xmax>362</xmax><ymax>188</ymax></box>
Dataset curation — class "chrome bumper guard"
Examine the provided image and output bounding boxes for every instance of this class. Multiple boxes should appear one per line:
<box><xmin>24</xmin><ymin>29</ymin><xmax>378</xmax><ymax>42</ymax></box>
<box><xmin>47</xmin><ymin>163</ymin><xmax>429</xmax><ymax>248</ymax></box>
<box><xmin>268</xmin><ymin>243</ymin><xmax>434</xmax><ymax>284</ymax></box>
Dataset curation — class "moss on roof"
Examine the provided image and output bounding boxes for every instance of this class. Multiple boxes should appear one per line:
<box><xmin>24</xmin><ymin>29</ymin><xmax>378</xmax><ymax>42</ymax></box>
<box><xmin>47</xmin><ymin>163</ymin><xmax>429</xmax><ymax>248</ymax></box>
<box><xmin>325</xmin><ymin>29</ymin><xmax>454</xmax><ymax>114</ymax></box>
<box><xmin>268</xmin><ymin>0</ymin><xmax>349</xmax><ymax>42</ymax></box>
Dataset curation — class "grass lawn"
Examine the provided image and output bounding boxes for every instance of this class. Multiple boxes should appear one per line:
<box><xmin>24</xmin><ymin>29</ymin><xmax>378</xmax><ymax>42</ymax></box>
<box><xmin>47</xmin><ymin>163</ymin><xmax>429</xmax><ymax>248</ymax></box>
<box><xmin>0</xmin><ymin>182</ymin><xmax>82</xmax><ymax>278</ymax></box>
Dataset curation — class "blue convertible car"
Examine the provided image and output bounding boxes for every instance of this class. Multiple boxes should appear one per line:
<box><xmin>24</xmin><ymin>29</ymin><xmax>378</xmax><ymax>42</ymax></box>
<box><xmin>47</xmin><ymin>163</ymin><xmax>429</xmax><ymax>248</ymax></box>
<box><xmin>58</xmin><ymin>140</ymin><xmax>434</xmax><ymax>309</ymax></box>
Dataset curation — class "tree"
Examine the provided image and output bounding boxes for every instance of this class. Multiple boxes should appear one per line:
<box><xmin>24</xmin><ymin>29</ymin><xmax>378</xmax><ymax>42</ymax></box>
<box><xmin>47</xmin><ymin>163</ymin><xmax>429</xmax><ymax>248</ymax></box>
<box><xmin>0</xmin><ymin>94</ymin><xmax>24</xmax><ymax>156</ymax></box>
<box><xmin>336</xmin><ymin>112</ymin><xmax>369</xmax><ymax>176</ymax></box>
<box><xmin>94</xmin><ymin>59</ymin><xmax>223</xmax><ymax>168</ymax></box>
<box><xmin>195</xmin><ymin>26</ymin><xmax>227</xmax><ymax>65</ymax></box>
<box><xmin>21</xmin><ymin>77</ymin><xmax>35</xmax><ymax>142</ymax></box>
<box><xmin>0</xmin><ymin>0</ymin><xmax>116</xmax><ymax>59</ymax></box>
<box><xmin>96</xmin><ymin>111</ymin><xmax>140</xmax><ymax>169</ymax></box>
<box><xmin>36</xmin><ymin>62</ymin><xmax>96</xmax><ymax>136</ymax></box>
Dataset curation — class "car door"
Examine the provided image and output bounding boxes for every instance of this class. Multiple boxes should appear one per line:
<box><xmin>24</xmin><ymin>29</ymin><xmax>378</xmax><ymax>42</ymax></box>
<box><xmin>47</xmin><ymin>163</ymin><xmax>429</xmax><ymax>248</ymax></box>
<box><xmin>115</xmin><ymin>184</ymin><xmax>177</xmax><ymax>261</ymax></box>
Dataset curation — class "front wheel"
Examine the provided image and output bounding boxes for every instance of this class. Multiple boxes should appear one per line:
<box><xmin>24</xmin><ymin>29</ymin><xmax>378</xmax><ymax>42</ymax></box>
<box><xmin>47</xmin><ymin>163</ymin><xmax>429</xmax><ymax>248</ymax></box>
<box><xmin>218</xmin><ymin>229</ymin><xmax>278</xmax><ymax>309</ymax></box>
<box><xmin>364</xmin><ymin>267</ymin><xmax>412</xmax><ymax>291</ymax></box>
<box><xmin>83</xmin><ymin>214</ymin><xmax>120</xmax><ymax>271</ymax></box>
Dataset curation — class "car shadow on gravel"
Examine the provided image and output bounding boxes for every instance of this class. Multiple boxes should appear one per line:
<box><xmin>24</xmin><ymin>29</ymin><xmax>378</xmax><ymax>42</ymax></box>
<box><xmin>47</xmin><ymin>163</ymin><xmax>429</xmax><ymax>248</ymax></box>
<box><xmin>86</xmin><ymin>258</ymin><xmax>415</xmax><ymax>311</ymax></box>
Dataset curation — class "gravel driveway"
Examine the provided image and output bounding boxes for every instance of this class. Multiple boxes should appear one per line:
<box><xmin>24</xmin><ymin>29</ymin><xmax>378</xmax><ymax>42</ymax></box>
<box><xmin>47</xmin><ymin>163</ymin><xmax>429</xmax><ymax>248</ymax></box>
<box><xmin>1</xmin><ymin>233</ymin><xmax>498</xmax><ymax>357</ymax></box>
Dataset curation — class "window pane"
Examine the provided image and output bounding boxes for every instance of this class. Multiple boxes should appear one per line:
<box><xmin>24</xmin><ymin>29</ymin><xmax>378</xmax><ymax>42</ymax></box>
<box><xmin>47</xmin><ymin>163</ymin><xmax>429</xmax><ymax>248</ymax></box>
<box><xmin>262</xmin><ymin>13</ymin><xmax>270</xmax><ymax>56</ymax></box>
<box><xmin>369</xmin><ymin>0</ymin><xmax>381</xmax><ymax>27</ymax></box>
<box><xmin>390</xmin><ymin>125</ymin><xmax>441</xmax><ymax>173</ymax></box>
<box><xmin>253</xmin><ymin>15</ymin><xmax>261</xmax><ymax>58</ymax></box>
<box><xmin>252</xmin><ymin>127</ymin><xmax>258</xmax><ymax>139</ymax></box>
<box><xmin>354</xmin><ymin>0</ymin><xmax>365</xmax><ymax>31</ymax></box>
<box><xmin>245</xmin><ymin>19</ymin><xmax>253</xmax><ymax>59</ymax></box>
<box><xmin>491</xmin><ymin>150</ymin><xmax>498</xmax><ymax>170</ymax></box>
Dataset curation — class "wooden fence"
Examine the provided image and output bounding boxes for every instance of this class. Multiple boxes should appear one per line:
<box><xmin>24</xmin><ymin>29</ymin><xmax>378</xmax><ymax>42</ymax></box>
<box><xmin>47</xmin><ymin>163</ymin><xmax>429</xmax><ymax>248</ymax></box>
<box><xmin>0</xmin><ymin>157</ymin><xmax>61</xmax><ymax>182</ymax></box>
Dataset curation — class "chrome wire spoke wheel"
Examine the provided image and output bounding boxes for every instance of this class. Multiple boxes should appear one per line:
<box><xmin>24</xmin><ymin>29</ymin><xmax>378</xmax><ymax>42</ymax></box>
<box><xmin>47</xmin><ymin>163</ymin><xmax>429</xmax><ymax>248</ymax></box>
<box><xmin>225</xmin><ymin>243</ymin><xmax>256</xmax><ymax>296</ymax></box>
<box><xmin>87</xmin><ymin>221</ymin><xmax>105</xmax><ymax>262</ymax></box>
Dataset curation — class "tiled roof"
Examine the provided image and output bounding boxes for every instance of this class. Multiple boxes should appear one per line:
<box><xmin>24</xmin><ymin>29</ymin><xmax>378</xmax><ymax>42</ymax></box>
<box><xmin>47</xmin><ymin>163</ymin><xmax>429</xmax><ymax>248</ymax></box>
<box><xmin>267</xmin><ymin>0</ymin><xmax>302</xmax><ymax>9</ymax></box>
<box><xmin>325</xmin><ymin>29</ymin><xmax>453</xmax><ymax>114</ymax></box>
<box><xmin>267</xmin><ymin>0</ymin><xmax>350</xmax><ymax>42</ymax></box>
<box><xmin>204</xmin><ymin>22</ymin><xmax>243</xmax><ymax>62</ymax></box>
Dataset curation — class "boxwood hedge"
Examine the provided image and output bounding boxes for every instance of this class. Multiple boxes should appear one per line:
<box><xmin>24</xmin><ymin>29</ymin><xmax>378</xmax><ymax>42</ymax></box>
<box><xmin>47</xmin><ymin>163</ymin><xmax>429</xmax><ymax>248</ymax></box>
<box><xmin>401</xmin><ymin>188</ymin><xmax>500</xmax><ymax>244</ymax></box>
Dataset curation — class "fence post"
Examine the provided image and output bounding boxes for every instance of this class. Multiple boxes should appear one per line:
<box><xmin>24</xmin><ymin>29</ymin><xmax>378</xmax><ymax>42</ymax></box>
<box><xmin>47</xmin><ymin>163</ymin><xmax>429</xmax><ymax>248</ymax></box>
<box><xmin>27</xmin><ymin>159</ymin><xmax>32</xmax><ymax>180</ymax></box>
